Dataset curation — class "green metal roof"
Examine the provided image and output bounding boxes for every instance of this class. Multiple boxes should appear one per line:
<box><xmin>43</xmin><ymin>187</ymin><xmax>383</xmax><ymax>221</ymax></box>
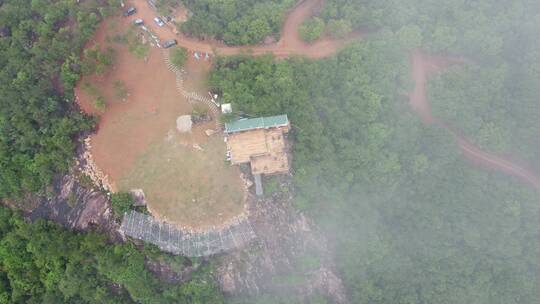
<box><xmin>225</xmin><ymin>114</ymin><xmax>289</xmax><ymax>133</ymax></box>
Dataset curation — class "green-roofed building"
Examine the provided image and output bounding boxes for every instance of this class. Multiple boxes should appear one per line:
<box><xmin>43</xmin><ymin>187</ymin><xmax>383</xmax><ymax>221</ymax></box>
<box><xmin>224</xmin><ymin>114</ymin><xmax>291</xmax><ymax>196</ymax></box>
<box><xmin>224</xmin><ymin>114</ymin><xmax>289</xmax><ymax>134</ymax></box>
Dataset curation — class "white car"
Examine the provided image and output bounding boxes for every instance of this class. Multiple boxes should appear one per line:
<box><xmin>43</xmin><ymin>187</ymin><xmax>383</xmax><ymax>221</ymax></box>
<box><xmin>154</xmin><ymin>17</ymin><xmax>165</xmax><ymax>27</ymax></box>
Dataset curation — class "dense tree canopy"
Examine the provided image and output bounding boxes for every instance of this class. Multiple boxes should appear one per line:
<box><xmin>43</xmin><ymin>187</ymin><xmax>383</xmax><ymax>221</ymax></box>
<box><xmin>181</xmin><ymin>0</ymin><xmax>294</xmax><ymax>45</ymax></box>
<box><xmin>0</xmin><ymin>206</ymin><xmax>224</xmax><ymax>303</ymax></box>
<box><xmin>321</xmin><ymin>0</ymin><xmax>540</xmax><ymax>170</ymax></box>
<box><xmin>210</xmin><ymin>28</ymin><xmax>540</xmax><ymax>302</ymax></box>
<box><xmin>0</xmin><ymin>0</ymin><xmax>112</xmax><ymax>199</ymax></box>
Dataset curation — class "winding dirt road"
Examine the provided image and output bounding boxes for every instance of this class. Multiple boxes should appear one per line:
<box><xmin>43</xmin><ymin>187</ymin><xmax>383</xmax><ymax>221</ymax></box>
<box><xmin>410</xmin><ymin>50</ymin><xmax>540</xmax><ymax>190</ymax></box>
<box><xmin>130</xmin><ymin>0</ymin><xmax>363</xmax><ymax>59</ymax></box>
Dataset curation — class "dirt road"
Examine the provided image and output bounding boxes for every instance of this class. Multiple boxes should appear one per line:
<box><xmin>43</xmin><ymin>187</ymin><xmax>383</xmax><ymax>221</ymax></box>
<box><xmin>410</xmin><ymin>49</ymin><xmax>540</xmax><ymax>190</ymax></box>
<box><xmin>129</xmin><ymin>0</ymin><xmax>363</xmax><ymax>59</ymax></box>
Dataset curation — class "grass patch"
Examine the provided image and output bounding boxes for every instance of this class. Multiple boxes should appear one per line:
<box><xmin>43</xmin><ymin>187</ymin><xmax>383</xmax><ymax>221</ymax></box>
<box><xmin>118</xmin><ymin>135</ymin><xmax>245</xmax><ymax>228</ymax></box>
<box><xmin>129</xmin><ymin>41</ymin><xmax>150</xmax><ymax>59</ymax></box>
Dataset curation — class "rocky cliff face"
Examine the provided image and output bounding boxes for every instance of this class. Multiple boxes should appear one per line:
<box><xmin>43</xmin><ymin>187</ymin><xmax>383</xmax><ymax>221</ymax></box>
<box><xmin>216</xmin><ymin>194</ymin><xmax>348</xmax><ymax>304</ymax></box>
<box><xmin>27</xmin><ymin>174</ymin><xmax>117</xmax><ymax>233</ymax></box>
<box><xmin>19</xmin><ymin>173</ymin><xmax>347</xmax><ymax>302</ymax></box>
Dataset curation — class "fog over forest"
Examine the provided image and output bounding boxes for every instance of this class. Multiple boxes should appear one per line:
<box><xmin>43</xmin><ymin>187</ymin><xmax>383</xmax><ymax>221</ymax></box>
<box><xmin>209</xmin><ymin>0</ymin><xmax>540</xmax><ymax>302</ymax></box>
<box><xmin>0</xmin><ymin>0</ymin><xmax>539</xmax><ymax>303</ymax></box>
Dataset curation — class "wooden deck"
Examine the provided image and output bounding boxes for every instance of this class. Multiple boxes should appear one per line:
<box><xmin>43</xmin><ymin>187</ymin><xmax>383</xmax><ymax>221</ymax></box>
<box><xmin>226</xmin><ymin>126</ymin><xmax>290</xmax><ymax>175</ymax></box>
<box><xmin>227</xmin><ymin>129</ymin><xmax>268</xmax><ymax>164</ymax></box>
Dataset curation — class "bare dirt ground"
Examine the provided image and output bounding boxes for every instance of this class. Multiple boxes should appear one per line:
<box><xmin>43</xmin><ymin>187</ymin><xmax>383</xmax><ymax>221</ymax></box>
<box><xmin>76</xmin><ymin>21</ymin><xmax>190</xmax><ymax>186</ymax></box>
<box><xmin>75</xmin><ymin>16</ymin><xmax>246</xmax><ymax>229</ymax></box>
<box><xmin>129</xmin><ymin>0</ymin><xmax>364</xmax><ymax>59</ymax></box>
<box><xmin>410</xmin><ymin>49</ymin><xmax>540</xmax><ymax>190</ymax></box>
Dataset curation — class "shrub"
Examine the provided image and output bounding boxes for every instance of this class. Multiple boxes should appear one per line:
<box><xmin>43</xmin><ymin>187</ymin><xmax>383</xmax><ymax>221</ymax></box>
<box><xmin>299</xmin><ymin>17</ymin><xmax>326</xmax><ymax>43</ymax></box>
<box><xmin>192</xmin><ymin>104</ymin><xmax>209</xmax><ymax>119</ymax></box>
<box><xmin>171</xmin><ymin>47</ymin><xmax>188</xmax><ymax>68</ymax></box>
<box><xmin>94</xmin><ymin>96</ymin><xmax>106</xmax><ymax>111</ymax></box>
<box><xmin>111</xmin><ymin>192</ymin><xmax>133</xmax><ymax>220</ymax></box>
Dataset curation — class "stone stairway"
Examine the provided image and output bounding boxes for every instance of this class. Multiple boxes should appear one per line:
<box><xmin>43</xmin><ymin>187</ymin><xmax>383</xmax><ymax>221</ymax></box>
<box><xmin>163</xmin><ymin>50</ymin><xmax>223</xmax><ymax>130</ymax></box>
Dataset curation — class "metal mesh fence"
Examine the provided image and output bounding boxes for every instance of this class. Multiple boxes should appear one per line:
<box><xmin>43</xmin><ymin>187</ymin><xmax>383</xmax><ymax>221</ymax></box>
<box><xmin>119</xmin><ymin>211</ymin><xmax>256</xmax><ymax>257</ymax></box>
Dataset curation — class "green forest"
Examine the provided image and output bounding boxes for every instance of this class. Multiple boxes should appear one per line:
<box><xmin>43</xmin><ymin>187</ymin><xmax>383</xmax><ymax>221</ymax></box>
<box><xmin>2</xmin><ymin>0</ymin><xmax>540</xmax><ymax>303</ymax></box>
<box><xmin>180</xmin><ymin>0</ymin><xmax>294</xmax><ymax>45</ymax></box>
<box><xmin>0</xmin><ymin>206</ymin><xmax>223</xmax><ymax>303</ymax></box>
<box><xmin>319</xmin><ymin>0</ymin><xmax>540</xmax><ymax>170</ymax></box>
<box><xmin>0</xmin><ymin>0</ymin><xmax>106</xmax><ymax>198</ymax></box>
<box><xmin>0</xmin><ymin>1</ymin><xmax>224</xmax><ymax>303</ymax></box>
<box><xmin>209</xmin><ymin>0</ymin><xmax>540</xmax><ymax>301</ymax></box>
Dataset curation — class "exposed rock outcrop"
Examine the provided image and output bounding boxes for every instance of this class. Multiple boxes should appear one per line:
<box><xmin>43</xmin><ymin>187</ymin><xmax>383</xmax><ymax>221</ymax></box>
<box><xmin>216</xmin><ymin>193</ymin><xmax>348</xmax><ymax>303</ymax></box>
<box><xmin>27</xmin><ymin>174</ymin><xmax>117</xmax><ymax>234</ymax></box>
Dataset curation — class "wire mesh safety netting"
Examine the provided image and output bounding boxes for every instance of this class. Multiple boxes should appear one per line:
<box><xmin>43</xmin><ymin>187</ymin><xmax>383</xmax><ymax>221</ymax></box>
<box><xmin>120</xmin><ymin>210</ymin><xmax>256</xmax><ymax>257</ymax></box>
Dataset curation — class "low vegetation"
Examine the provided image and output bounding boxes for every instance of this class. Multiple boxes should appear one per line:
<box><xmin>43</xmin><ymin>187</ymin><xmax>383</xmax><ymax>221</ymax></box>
<box><xmin>82</xmin><ymin>44</ymin><xmax>115</xmax><ymax>76</ymax></box>
<box><xmin>171</xmin><ymin>47</ymin><xmax>188</xmax><ymax>68</ymax></box>
<box><xmin>113</xmin><ymin>80</ymin><xmax>128</xmax><ymax>99</ymax></box>
<box><xmin>111</xmin><ymin>192</ymin><xmax>133</xmax><ymax>220</ymax></box>
<box><xmin>118</xmin><ymin>27</ymin><xmax>150</xmax><ymax>59</ymax></box>
<box><xmin>82</xmin><ymin>82</ymin><xmax>107</xmax><ymax>111</ymax></box>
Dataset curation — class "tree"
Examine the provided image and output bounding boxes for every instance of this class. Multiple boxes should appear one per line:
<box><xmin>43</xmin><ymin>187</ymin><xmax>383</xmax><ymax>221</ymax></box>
<box><xmin>326</xmin><ymin>19</ymin><xmax>352</xmax><ymax>38</ymax></box>
<box><xmin>397</xmin><ymin>24</ymin><xmax>423</xmax><ymax>49</ymax></box>
<box><xmin>94</xmin><ymin>95</ymin><xmax>107</xmax><ymax>111</ymax></box>
<box><xmin>299</xmin><ymin>17</ymin><xmax>326</xmax><ymax>43</ymax></box>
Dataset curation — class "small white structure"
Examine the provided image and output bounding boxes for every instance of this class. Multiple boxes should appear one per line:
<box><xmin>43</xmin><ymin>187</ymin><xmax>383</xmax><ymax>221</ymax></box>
<box><xmin>221</xmin><ymin>103</ymin><xmax>232</xmax><ymax>114</ymax></box>
<box><xmin>176</xmin><ymin>115</ymin><xmax>192</xmax><ymax>133</ymax></box>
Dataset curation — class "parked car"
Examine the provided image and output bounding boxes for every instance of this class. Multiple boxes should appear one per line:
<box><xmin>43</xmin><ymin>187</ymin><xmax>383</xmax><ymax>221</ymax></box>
<box><xmin>163</xmin><ymin>39</ymin><xmax>178</xmax><ymax>48</ymax></box>
<box><xmin>133</xmin><ymin>18</ymin><xmax>144</xmax><ymax>26</ymax></box>
<box><xmin>123</xmin><ymin>7</ymin><xmax>136</xmax><ymax>17</ymax></box>
<box><xmin>154</xmin><ymin>17</ymin><xmax>165</xmax><ymax>27</ymax></box>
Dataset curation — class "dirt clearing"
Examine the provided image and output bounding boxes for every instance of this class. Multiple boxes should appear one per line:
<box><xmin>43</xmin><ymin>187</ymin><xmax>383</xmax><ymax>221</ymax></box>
<box><xmin>76</xmin><ymin>15</ymin><xmax>246</xmax><ymax>229</ymax></box>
